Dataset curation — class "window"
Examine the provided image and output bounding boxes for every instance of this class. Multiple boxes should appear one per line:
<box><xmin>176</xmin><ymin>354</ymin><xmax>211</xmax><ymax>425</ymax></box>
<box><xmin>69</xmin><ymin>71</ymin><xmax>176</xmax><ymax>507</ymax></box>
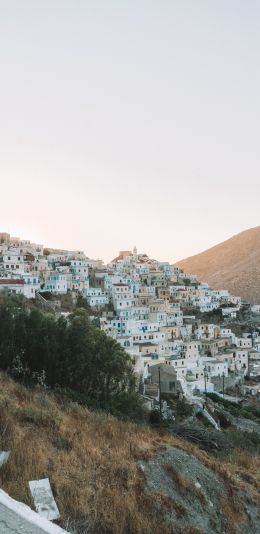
<box><xmin>169</xmin><ymin>382</ymin><xmax>175</xmax><ymax>391</ymax></box>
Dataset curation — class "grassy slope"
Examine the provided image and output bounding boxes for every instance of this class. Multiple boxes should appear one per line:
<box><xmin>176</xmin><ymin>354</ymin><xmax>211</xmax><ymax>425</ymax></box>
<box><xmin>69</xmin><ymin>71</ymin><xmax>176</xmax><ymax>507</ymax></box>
<box><xmin>0</xmin><ymin>373</ymin><xmax>259</xmax><ymax>534</ymax></box>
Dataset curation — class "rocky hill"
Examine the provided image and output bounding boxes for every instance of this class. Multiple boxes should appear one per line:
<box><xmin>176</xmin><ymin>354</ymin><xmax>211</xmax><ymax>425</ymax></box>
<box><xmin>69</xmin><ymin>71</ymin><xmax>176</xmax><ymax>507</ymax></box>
<box><xmin>177</xmin><ymin>226</ymin><xmax>260</xmax><ymax>303</ymax></box>
<box><xmin>0</xmin><ymin>373</ymin><xmax>260</xmax><ymax>534</ymax></box>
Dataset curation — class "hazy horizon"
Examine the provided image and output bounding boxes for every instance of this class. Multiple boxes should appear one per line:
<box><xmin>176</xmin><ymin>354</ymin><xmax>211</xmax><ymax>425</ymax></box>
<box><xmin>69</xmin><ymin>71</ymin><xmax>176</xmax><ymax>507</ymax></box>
<box><xmin>1</xmin><ymin>224</ymin><xmax>259</xmax><ymax>264</ymax></box>
<box><xmin>1</xmin><ymin>1</ymin><xmax>260</xmax><ymax>263</ymax></box>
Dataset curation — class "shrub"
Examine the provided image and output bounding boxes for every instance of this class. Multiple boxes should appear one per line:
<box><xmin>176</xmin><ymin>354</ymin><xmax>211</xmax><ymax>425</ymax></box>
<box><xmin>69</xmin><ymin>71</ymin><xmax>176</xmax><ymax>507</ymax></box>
<box><xmin>227</xmin><ymin>429</ymin><xmax>260</xmax><ymax>453</ymax></box>
<box><xmin>175</xmin><ymin>399</ymin><xmax>193</xmax><ymax>419</ymax></box>
<box><xmin>215</xmin><ymin>411</ymin><xmax>231</xmax><ymax>429</ymax></box>
<box><xmin>149</xmin><ymin>409</ymin><xmax>161</xmax><ymax>425</ymax></box>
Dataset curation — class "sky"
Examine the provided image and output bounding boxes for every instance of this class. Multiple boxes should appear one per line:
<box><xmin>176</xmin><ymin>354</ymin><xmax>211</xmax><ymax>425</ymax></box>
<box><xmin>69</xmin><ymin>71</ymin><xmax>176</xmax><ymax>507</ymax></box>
<box><xmin>0</xmin><ymin>1</ymin><xmax>259</xmax><ymax>263</ymax></box>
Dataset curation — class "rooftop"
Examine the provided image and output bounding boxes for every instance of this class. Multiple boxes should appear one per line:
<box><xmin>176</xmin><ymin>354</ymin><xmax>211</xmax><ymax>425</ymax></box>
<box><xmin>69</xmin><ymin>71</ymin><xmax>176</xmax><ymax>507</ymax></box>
<box><xmin>0</xmin><ymin>279</ymin><xmax>24</xmax><ymax>285</ymax></box>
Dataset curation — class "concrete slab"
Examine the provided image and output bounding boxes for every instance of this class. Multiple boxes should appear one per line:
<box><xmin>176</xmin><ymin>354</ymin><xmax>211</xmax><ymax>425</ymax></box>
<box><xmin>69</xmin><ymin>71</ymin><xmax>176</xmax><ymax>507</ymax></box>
<box><xmin>0</xmin><ymin>489</ymin><xmax>68</xmax><ymax>534</ymax></box>
<box><xmin>29</xmin><ymin>478</ymin><xmax>60</xmax><ymax>521</ymax></box>
<box><xmin>0</xmin><ymin>451</ymin><xmax>10</xmax><ymax>467</ymax></box>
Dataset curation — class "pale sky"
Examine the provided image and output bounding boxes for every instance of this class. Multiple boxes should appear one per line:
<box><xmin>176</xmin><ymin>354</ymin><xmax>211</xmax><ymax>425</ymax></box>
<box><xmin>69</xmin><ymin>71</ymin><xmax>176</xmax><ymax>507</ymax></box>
<box><xmin>0</xmin><ymin>1</ymin><xmax>259</xmax><ymax>263</ymax></box>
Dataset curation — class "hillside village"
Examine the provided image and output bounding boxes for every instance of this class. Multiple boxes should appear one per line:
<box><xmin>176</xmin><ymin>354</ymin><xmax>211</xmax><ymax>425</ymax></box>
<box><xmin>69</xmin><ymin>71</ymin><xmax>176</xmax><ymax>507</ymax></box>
<box><xmin>1</xmin><ymin>231</ymin><xmax>260</xmax><ymax>534</ymax></box>
<box><xmin>1</xmin><ymin>231</ymin><xmax>259</xmax><ymax>415</ymax></box>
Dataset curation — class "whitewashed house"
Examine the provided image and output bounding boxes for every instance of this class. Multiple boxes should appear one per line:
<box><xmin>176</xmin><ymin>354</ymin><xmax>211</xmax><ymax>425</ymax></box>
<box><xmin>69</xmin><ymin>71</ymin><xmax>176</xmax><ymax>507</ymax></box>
<box><xmin>44</xmin><ymin>272</ymin><xmax>68</xmax><ymax>294</ymax></box>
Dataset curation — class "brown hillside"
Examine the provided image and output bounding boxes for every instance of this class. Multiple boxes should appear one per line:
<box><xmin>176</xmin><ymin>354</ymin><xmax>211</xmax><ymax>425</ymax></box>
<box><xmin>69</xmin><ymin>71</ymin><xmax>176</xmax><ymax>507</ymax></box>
<box><xmin>1</xmin><ymin>374</ymin><xmax>260</xmax><ymax>533</ymax></box>
<box><xmin>177</xmin><ymin>226</ymin><xmax>260</xmax><ymax>304</ymax></box>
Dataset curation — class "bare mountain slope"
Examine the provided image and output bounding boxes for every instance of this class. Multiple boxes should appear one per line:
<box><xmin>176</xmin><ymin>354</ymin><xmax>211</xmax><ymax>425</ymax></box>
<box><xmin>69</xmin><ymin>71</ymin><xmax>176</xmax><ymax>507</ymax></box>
<box><xmin>177</xmin><ymin>226</ymin><xmax>260</xmax><ymax>303</ymax></box>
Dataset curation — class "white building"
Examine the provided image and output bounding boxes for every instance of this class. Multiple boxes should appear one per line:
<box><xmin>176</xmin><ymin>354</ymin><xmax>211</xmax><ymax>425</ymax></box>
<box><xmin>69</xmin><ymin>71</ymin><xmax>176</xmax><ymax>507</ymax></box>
<box><xmin>83</xmin><ymin>287</ymin><xmax>108</xmax><ymax>307</ymax></box>
<box><xmin>22</xmin><ymin>274</ymin><xmax>41</xmax><ymax>298</ymax></box>
<box><xmin>112</xmin><ymin>284</ymin><xmax>134</xmax><ymax>312</ymax></box>
<box><xmin>44</xmin><ymin>273</ymin><xmax>68</xmax><ymax>294</ymax></box>
<box><xmin>0</xmin><ymin>251</ymin><xmax>24</xmax><ymax>274</ymax></box>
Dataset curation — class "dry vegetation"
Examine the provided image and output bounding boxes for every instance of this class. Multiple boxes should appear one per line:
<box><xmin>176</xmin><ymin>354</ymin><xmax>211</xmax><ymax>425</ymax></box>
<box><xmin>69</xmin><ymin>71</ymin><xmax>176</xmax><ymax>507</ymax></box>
<box><xmin>163</xmin><ymin>464</ymin><xmax>190</xmax><ymax>495</ymax></box>
<box><xmin>0</xmin><ymin>372</ymin><xmax>259</xmax><ymax>534</ymax></box>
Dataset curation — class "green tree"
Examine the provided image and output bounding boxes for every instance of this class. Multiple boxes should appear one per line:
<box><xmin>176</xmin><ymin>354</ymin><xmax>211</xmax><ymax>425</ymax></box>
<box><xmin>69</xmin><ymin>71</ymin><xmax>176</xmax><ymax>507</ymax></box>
<box><xmin>0</xmin><ymin>297</ymin><xmax>142</xmax><ymax>420</ymax></box>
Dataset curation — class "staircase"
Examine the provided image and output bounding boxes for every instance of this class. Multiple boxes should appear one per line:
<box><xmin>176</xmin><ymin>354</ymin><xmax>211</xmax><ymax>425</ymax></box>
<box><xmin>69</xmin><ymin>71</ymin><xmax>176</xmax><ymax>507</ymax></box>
<box><xmin>35</xmin><ymin>292</ymin><xmax>56</xmax><ymax>313</ymax></box>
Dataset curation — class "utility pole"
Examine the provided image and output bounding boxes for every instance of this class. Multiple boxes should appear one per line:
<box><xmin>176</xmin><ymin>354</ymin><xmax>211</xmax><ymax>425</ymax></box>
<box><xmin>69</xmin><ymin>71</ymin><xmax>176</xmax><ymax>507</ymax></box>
<box><xmin>158</xmin><ymin>366</ymin><xmax>162</xmax><ymax>421</ymax></box>
<box><xmin>222</xmin><ymin>371</ymin><xmax>225</xmax><ymax>399</ymax></box>
<box><xmin>247</xmin><ymin>326</ymin><xmax>254</xmax><ymax>379</ymax></box>
<box><xmin>204</xmin><ymin>366</ymin><xmax>208</xmax><ymax>403</ymax></box>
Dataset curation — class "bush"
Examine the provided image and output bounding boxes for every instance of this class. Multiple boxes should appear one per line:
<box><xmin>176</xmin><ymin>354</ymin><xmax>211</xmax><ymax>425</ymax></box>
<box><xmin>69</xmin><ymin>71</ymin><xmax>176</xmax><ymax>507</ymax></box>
<box><xmin>149</xmin><ymin>409</ymin><xmax>161</xmax><ymax>425</ymax></box>
<box><xmin>161</xmin><ymin>394</ymin><xmax>193</xmax><ymax>420</ymax></box>
<box><xmin>215</xmin><ymin>411</ymin><xmax>231</xmax><ymax>429</ymax></box>
<box><xmin>227</xmin><ymin>429</ymin><xmax>260</xmax><ymax>453</ymax></box>
<box><xmin>208</xmin><ymin>393</ymin><xmax>260</xmax><ymax>422</ymax></box>
<box><xmin>175</xmin><ymin>399</ymin><xmax>193</xmax><ymax>419</ymax></box>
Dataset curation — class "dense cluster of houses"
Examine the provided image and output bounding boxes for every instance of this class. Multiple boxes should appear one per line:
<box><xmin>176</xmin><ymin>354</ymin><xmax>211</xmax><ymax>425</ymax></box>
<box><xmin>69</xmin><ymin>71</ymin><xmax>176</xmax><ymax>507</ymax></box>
<box><xmin>1</xmin><ymin>233</ymin><xmax>260</xmax><ymax>400</ymax></box>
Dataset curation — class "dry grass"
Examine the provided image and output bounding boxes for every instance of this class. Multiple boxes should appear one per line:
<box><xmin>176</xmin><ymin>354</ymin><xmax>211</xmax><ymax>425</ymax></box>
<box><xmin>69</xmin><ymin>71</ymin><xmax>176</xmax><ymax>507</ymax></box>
<box><xmin>0</xmin><ymin>373</ymin><xmax>180</xmax><ymax>533</ymax></box>
<box><xmin>0</xmin><ymin>372</ymin><xmax>259</xmax><ymax>534</ymax></box>
<box><xmin>162</xmin><ymin>463</ymin><xmax>206</xmax><ymax>506</ymax></box>
<box><xmin>163</xmin><ymin>463</ymin><xmax>189</xmax><ymax>494</ymax></box>
<box><xmin>227</xmin><ymin>448</ymin><xmax>260</xmax><ymax>489</ymax></box>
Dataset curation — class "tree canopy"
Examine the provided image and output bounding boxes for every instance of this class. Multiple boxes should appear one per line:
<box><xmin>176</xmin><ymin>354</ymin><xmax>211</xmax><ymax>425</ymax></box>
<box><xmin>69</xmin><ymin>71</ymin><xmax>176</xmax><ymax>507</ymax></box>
<box><xmin>0</xmin><ymin>296</ymin><xmax>142</xmax><ymax>418</ymax></box>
